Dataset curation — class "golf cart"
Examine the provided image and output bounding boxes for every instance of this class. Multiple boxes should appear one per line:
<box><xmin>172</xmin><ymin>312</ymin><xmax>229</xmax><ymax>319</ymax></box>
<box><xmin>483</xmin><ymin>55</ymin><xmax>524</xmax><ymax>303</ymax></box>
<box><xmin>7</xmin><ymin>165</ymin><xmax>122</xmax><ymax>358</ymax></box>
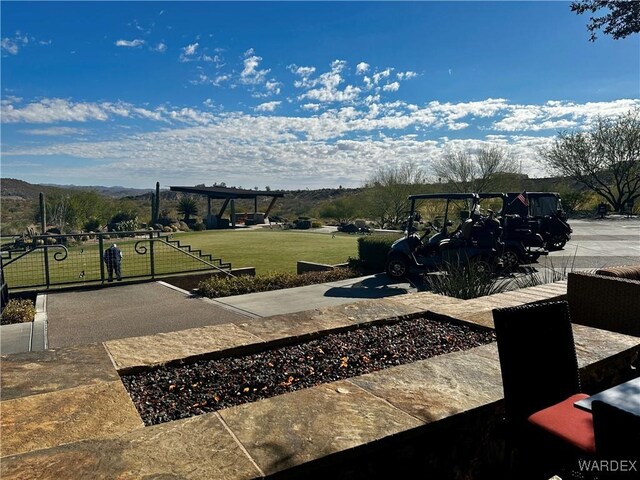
<box><xmin>385</xmin><ymin>193</ymin><xmax>503</xmax><ymax>279</ymax></box>
<box><xmin>478</xmin><ymin>193</ymin><xmax>548</xmax><ymax>270</ymax></box>
<box><xmin>502</xmin><ymin>192</ymin><xmax>572</xmax><ymax>250</ymax></box>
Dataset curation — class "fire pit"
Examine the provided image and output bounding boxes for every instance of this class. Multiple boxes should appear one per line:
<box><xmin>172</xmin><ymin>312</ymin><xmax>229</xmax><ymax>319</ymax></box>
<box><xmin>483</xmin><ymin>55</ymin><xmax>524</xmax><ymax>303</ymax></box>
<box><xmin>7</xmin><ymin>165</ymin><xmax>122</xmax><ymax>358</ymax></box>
<box><xmin>121</xmin><ymin>316</ymin><xmax>495</xmax><ymax>426</ymax></box>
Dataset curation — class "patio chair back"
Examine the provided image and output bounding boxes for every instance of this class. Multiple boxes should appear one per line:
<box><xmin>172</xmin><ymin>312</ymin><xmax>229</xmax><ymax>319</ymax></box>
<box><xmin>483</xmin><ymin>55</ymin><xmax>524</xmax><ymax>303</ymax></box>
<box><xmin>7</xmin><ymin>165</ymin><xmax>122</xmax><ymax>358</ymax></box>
<box><xmin>492</xmin><ymin>301</ymin><xmax>581</xmax><ymax>427</ymax></box>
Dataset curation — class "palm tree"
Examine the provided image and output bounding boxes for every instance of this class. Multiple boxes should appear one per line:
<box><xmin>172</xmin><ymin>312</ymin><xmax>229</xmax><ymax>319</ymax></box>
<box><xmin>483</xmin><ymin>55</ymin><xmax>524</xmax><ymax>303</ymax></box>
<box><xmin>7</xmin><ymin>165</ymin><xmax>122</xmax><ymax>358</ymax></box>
<box><xmin>177</xmin><ymin>197</ymin><xmax>198</xmax><ymax>222</ymax></box>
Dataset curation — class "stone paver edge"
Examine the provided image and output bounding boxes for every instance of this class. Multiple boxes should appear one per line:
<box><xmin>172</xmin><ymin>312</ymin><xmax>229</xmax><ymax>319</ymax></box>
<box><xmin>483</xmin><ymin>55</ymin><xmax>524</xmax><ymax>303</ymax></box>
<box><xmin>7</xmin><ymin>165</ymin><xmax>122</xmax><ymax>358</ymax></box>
<box><xmin>103</xmin><ymin>284</ymin><xmax>569</xmax><ymax>373</ymax></box>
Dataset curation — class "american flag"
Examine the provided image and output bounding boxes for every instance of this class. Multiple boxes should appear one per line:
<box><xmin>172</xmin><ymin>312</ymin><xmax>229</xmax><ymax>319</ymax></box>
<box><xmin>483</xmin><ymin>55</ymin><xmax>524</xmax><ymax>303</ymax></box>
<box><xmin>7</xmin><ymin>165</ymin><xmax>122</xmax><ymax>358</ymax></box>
<box><xmin>517</xmin><ymin>192</ymin><xmax>529</xmax><ymax>206</ymax></box>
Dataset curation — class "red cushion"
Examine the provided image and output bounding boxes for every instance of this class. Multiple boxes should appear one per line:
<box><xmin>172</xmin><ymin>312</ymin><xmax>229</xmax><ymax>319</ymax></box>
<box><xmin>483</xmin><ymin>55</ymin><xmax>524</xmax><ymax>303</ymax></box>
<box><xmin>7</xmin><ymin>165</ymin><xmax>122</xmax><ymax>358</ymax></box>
<box><xmin>527</xmin><ymin>393</ymin><xmax>596</xmax><ymax>454</ymax></box>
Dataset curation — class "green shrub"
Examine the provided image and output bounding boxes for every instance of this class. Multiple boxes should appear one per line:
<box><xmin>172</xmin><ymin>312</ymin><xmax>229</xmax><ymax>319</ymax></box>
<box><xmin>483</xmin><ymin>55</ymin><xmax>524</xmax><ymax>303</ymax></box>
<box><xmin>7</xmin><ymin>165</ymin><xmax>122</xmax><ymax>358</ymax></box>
<box><xmin>84</xmin><ymin>217</ymin><xmax>102</xmax><ymax>232</ymax></box>
<box><xmin>193</xmin><ymin>222</ymin><xmax>206</xmax><ymax>231</ymax></box>
<box><xmin>311</xmin><ymin>221</ymin><xmax>323</xmax><ymax>228</ymax></box>
<box><xmin>1</xmin><ymin>299</ymin><xmax>36</xmax><ymax>325</ymax></box>
<box><xmin>197</xmin><ymin>268</ymin><xmax>358</xmax><ymax>298</ymax></box>
<box><xmin>357</xmin><ymin>235</ymin><xmax>401</xmax><ymax>273</ymax></box>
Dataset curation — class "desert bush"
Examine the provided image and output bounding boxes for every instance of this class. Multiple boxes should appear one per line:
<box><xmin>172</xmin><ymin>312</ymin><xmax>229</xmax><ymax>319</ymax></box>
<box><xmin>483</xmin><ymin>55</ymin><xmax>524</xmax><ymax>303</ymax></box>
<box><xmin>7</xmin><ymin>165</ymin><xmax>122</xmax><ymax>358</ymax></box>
<box><xmin>112</xmin><ymin>218</ymin><xmax>139</xmax><ymax>232</ymax></box>
<box><xmin>357</xmin><ymin>235</ymin><xmax>402</xmax><ymax>272</ymax></box>
<box><xmin>311</xmin><ymin>221</ymin><xmax>323</xmax><ymax>228</ymax></box>
<box><xmin>84</xmin><ymin>217</ymin><xmax>102</xmax><ymax>232</ymax></box>
<box><xmin>193</xmin><ymin>222</ymin><xmax>206</xmax><ymax>231</ymax></box>
<box><xmin>198</xmin><ymin>268</ymin><xmax>358</xmax><ymax>298</ymax></box>
<box><xmin>1</xmin><ymin>299</ymin><xmax>36</xmax><ymax>325</ymax></box>
<box><xmin>424</xmin><ymin>262</ymin><xmax>510</xmax><ymax>300</ymax></box>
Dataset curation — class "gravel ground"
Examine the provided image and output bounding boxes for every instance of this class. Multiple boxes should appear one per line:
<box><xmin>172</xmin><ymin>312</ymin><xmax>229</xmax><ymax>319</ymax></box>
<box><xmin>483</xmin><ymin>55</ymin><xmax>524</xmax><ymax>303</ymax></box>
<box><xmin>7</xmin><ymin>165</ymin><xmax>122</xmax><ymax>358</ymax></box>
<box><xmin>121</xmin><ymin>317</ymin><xmax>495</xmax><ymax>426</ymax></box>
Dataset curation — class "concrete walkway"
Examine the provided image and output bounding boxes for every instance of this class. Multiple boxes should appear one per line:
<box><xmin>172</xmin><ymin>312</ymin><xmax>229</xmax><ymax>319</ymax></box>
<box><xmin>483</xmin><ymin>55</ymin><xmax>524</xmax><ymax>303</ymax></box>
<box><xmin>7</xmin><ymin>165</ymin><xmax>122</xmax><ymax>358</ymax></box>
<box><xmin>208</xmin><ymin>274</ymin><xmax>416</xmax><ymax>318</ymax></box>
<box><xmin>44</xmin><ymin>282</ymin><xmax>253</xmax><ymax>349</ymax></box>
<box><xmin>1</xmin><ymin>275</ymin><xmax>416</xmax><ymax>352</ymax></box>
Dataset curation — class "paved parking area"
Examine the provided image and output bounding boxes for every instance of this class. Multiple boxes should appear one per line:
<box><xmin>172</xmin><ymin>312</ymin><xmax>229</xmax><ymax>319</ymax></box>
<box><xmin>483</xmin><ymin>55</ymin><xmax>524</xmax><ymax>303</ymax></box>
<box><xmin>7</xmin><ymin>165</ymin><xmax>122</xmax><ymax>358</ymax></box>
<box><xmin>542</xmin><ymin>217</ymin><xmax>640</xmax><ymax>269</ymax></box>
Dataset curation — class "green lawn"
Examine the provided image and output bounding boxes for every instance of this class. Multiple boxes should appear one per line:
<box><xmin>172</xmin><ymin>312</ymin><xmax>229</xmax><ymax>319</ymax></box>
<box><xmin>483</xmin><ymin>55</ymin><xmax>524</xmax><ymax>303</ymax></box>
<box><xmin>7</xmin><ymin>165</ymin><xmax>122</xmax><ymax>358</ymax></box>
<box><xmin>172</xmin><ymin>228</ymin><xmax>359</xmax><ymax>274</ymax></box>
<box><xmin>2</xmin><ymin>228</ymin><xmax>360</xmax><ymax>289</ymax></box>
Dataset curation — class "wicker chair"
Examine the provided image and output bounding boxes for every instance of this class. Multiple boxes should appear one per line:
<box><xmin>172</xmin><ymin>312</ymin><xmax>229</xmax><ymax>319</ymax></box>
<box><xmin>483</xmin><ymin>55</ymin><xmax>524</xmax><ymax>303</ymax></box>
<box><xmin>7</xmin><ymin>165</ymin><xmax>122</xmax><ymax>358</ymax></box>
<box><xmin>493</xmin><ymin>301</ymin><xmax>596</xmax><ymax>479</ymax></box>
<box><xmin>567</xmin><ymin>271</ymin><xmax>640</xmax><ymax>337</ymax></box>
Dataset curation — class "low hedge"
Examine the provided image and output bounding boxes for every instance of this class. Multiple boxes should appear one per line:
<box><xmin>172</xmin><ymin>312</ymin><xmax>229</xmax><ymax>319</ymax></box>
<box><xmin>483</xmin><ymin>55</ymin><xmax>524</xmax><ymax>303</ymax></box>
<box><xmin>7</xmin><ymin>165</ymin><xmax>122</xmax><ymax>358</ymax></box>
<box><xmin>197</xmin><ymin>268</ymin><xmax>359</xmax><ymax>299</ymax></box>
<box><xmin>357</xmin><ymin>235</ymin><xmax>402</xmax><ymax>273</ymax></box>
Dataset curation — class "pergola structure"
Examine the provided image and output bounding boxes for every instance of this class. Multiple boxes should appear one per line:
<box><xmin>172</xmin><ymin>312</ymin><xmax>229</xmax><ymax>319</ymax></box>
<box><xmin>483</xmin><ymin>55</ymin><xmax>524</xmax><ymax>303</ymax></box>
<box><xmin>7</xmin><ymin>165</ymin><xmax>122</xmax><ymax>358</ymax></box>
<box><xmin>169</xmin><ymin>185</ymin><xmax>285</xmax><ymax>228</ymax></box>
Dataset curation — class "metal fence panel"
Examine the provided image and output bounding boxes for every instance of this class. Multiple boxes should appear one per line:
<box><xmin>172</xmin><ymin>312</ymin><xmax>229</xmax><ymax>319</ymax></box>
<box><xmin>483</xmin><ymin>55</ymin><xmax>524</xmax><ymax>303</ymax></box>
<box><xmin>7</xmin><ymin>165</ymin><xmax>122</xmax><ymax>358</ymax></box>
<box><xmin>1</xmin><ymin>230</ymin><xmax>231</xmax><ymax>291</ymax></box>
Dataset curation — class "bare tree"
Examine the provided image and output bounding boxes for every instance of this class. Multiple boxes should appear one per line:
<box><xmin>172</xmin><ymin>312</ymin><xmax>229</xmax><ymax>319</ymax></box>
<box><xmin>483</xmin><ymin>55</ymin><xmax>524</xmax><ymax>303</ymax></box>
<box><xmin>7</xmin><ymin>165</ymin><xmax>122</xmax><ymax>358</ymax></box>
<box><xmin>363</xmin><ymin>162</ymin><xmax>428</xmax><ymax>228</ymax></box>
<box><xmin>541</xmin><ymin>110</ymin><xmax>640</xmax><ymax>213</ymax></box>
<box><xmin>571</xmin><ymin>0</ymin><xmax>640</xmax><ymax>41</ymax></box>
<box><xmin>432</xmin><ymin>146</ymin><xmax>517</xmax><ymax>194</ymax></box>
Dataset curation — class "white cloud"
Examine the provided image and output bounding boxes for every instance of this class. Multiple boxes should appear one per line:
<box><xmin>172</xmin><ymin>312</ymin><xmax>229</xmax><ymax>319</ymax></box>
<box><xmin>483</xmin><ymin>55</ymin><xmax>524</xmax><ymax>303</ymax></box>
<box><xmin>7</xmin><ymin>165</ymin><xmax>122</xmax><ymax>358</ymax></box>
<box><xmin>491</xmin><ymin>99</ymin><xmax>639</xmax><ymax>131</ymax></box>
<box><xmin>297</xmin><ymin>60</ymin><xmax>361</xmax><ymax>104</ymax></box>
<box><xmin>153</xmin><ymin>42</ymin><xmax>167</xmax><ymax>53</ymax></box>
<box><xmin>1</xmin><ymin>95</ymin><xmax>22</xmax><ymax>106</ymax></box>
<box><xmin>1</xmin><ymin>32</ymin><xmax>37</xmax><ymax>55</ymax></box>
<box><xmin>179</xmin><ymin>42</ymin><xmax>200</xmax><ymax>62</ymax></box>
<box><xmin>21</xmin><ymin>127</ymin><xmax>86</xmax><ymax>136</ymax></box>
<box><xmin>1</xmin><ymin>38</ymin><xmax>19</xmax><ymax>55</ymax></box>
<box><xmin>255</xmin><ymin>101</ymin><xmax>281</xmax><ymax>112</ymax></box>
<box><xmin>241</xmin><ymin>52</ymin><xmax>270</xmax><ymax>85</ymax></box>
<box><xmin>115</xmin><ymin>39</ymin><xmax>146</xmax><ymax>47</ymax></box>
<box><xmin>397</xmin><ymin>71</ymin><xmax>418</xmax><ymax>81</ymax></box>
<box><xmin>372</xmin><ymin>68</ymin><xmax>392</xmax><ymax>85</ymax></box>
<box><xmin>356</xmin><ymin>62</ymin><xmax>370</xmax><ymax>74</ymax></box>
<box><xmin>1</xmin><ymin>99</ymin><xmax>112</xmax><ymax>123</ymax></box>
<box><xmin>290</xmin><ymin>65</ymin><xmax>322</xmax><ymax>89</ymax></box>
<box><xmin>183</xmin><ymin>42</ymin><xmax>199</xmax><ymax>56</ymax></box>
<box><xmin>383</xmin><ymin>82</ymin><xmax>400</xmax><ymax>92</ymax></box>
<box><xmin>4</xmin><ymin>96</ymin><xmax>639</xmax><ymax>189</ymax></box>
<box><xmin>301</xmin><ymin>103</ymin><xmax>321</xmax><ymax>112</ymax></box>
<box><xmin>265</xmin><ymin>80</ymin><xmax>281</xmax><ymax>95</ymax></box>
<box><xmin>0</xmin><ymin>98</ymin><xmax>219</xmax><ymax>125</ymax></box>
<box><xmin>291</xmin><ymin>65</ymin><xmax>316</xmax><ymax>77</ymax></box>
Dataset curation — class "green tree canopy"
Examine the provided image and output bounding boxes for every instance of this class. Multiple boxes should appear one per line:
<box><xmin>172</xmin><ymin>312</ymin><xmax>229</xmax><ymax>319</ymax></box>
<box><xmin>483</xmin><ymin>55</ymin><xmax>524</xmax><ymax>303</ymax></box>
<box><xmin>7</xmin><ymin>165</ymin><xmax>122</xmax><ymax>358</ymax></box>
<box><xmin>571</xmin><ymin>0</ymin><xmax>640</xmax><ymax>41</ymax></box>
<box><xmin>541</xmin><ymin>110</ymin><xmax>640</xmax><ymax>212</ymax></box>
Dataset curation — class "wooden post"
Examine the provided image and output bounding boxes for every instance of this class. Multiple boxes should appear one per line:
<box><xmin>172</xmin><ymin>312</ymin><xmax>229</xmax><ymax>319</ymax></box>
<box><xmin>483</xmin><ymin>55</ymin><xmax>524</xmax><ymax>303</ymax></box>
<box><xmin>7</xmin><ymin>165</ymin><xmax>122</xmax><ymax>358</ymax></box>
<box><xmin>218</xmin><ymin>198</ymin><xmax>230</xmax><ymax>219</ymax></box>
<box><xmin>264</xmin><ymin>197</ymin><xmax>279</xmax><ymax>217</ymax></box>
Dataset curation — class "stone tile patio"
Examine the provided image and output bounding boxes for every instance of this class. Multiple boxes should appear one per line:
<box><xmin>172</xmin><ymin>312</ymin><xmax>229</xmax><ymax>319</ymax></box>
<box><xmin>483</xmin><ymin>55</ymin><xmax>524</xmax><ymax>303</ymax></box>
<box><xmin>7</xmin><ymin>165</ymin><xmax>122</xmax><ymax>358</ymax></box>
<box><xmin>2</xmin><ymin>282</ymin><xmax>639</xmax><ymax>479</ymax></box>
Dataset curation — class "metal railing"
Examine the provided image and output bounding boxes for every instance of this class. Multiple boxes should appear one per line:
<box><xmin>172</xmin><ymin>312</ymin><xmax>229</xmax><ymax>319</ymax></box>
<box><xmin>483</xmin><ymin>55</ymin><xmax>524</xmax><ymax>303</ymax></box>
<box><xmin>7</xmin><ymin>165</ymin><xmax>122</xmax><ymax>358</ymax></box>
<box><xmin>0</xmin><ymin>230</ymin><xmax>233</xmax><ymax>291</ymax></box>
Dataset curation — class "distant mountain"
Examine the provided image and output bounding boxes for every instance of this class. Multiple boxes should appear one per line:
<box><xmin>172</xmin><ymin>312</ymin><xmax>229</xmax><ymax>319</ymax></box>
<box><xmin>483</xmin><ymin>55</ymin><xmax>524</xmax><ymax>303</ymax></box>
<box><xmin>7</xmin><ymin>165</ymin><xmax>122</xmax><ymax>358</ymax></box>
<box><xmin>0</xmin><ymin>178</ymin><xmax>63</xmax><ymax>200</ymax></box>
<box><xmin>0</xmin><ymin>178</ymin><xmax>153</xmax><ymax>199</ymax></box>
<box><xmin>40</xmin><ymin>183</ymin><xmax>153</xmax><ymax>198</ymax></box>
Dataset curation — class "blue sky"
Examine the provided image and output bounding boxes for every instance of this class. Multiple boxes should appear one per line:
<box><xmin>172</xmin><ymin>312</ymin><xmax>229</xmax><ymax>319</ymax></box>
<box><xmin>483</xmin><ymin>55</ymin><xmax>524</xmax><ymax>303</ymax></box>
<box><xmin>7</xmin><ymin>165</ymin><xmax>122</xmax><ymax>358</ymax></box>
<box><xmin>1</xmin><ymin>1</ymin><xmax>638</xmax><ymax>189</ymax></box>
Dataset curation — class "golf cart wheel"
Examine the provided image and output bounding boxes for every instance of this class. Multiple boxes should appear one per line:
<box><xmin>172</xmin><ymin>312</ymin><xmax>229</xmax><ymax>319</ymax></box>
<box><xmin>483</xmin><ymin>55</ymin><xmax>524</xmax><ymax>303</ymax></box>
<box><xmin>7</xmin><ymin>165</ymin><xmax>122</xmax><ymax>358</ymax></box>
<box><xmin>501</xmin><ymin>250</ymin><xmax>520</xmax><ymax>271</ymax></box>
<box><xmin>468</xmin><ymin>256</ymin><xmax>498</xmax><ymax>276</ymax></box>
<box><xmin>386</xmin><ymin>255</ymin><xmax>409</xmax><ymax>279</ymax></box>
<box><xmin>547</xmin><ymin>234</ymin><xmax>566</xmax><ymax>251</ymax></box>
